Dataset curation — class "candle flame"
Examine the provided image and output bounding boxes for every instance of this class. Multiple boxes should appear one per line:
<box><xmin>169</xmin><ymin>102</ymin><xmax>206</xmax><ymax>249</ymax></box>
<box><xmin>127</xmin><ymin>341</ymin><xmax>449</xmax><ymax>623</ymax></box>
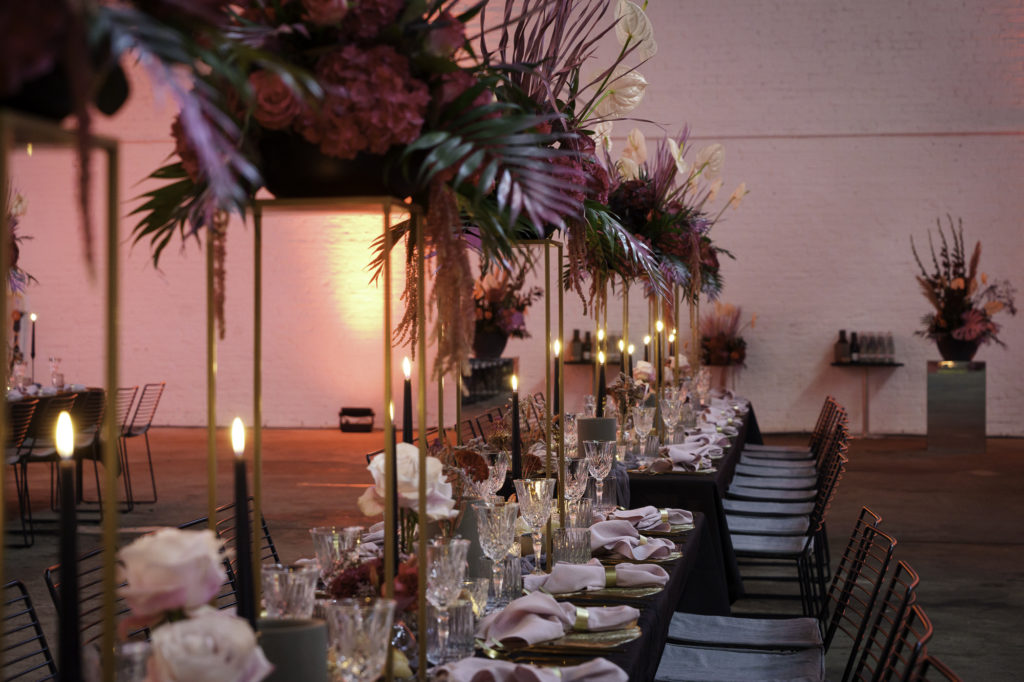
<box><xmin>643</xmin><ymin>335</ymin><xmax>651</xmax><ymax>345</ymax></box>
<box><xmin>628</xmin><ymin>344</ymin><xmax>635</xmax><ymax>354</ymax></box>
<box><xmin>668</xmin><ymin>332</ymin><xmax>676</xmax><ymax>343</ymax></box>
<box><xmin>55</xmin><ymin>411</ymin><xmax>74</xmax><ymax>459</ymax></box>
<box><xmin>598</xmin><ymin>350</ymin><xmax>606</xmax><ymax>365</ymax></box>
<box><xmin>597</xmin><ymin>329</ymin><xmax>605</xmax><ymax>342</ymax></box>
<box><xmin>26</xmin><ymin>143</ymin><xmax>33</xmax><ymax>157</ymax></box>
<box><xmin>655</xmin><ymin>320</ymin><xmax>664</xmax><ymax>332</ymax></box>
<box><xmin>231</xmin><ymin>417</ymin><xmax>245</xmax><ymax>457</ymax></box>
<box><xmin>553</xmin><ymin>339</ymin><xmax>561</xmax><ymax>356</ymax></box>
<box><xmin>389</xmin><ymin>401</ymin><xmax>394</xmax><ymax>419</ymax></box>
<box><xmin>617</xmin><ymin>339</ymin><xmax>625</xmax><ymax>352</ymax></box>
<box><xmin>29</xmin><ymin>313</ymin><xmax>37</xmax><ymax>322</ymax></box>
<box><xmin>402</xmin><ymin>356</ymin><xmax>412</xmax><ymax>379</ymax></box>
<box><xmin>511</xmin><ymin>375</ymin><xmax>518</xmax><ymax>392</ymax></box>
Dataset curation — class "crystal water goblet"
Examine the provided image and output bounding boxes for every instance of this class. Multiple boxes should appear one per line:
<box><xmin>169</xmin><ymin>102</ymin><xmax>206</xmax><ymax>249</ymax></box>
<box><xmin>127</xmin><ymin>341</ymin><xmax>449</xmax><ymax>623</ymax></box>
<box><xmin>562</xmin><ymin>413</ymin><xmax>579</xmax><ymax>454</ymax></box>
<box><xmin>513</xmin><ymin>478</ymin><xmax>556</xmax><ymax>575</ymax></box>
<box><xmin>310</xmin><ymin>526</ymin><xmax>362</xmax><ymax>582</ymax></box>
<box><xmin>660</xmin><ymin>398</ymin><xmax>681</xmax><ymax>444</ymax></box>
<box><xmin>563</xmin><ymin>456</ymin><xmax>589</xmax><ymax>503</ymax></box>
<box><xmin>632</xmin><ymin>406</ymin><xmax>655</xmax><ymax>441</ymax></box>
<box><xmin>583</xmin><ymin>440</ymin><xmax>614</xmax><ymax>513</ymax></box>
<box><xmin>481</xmin><ymin>451</ymin><xmax>510</xmax><ymax>496</ymax></box>
<box><xmin>325</xmin><ymin>598</ymin><xmax>395</xmax><ymax>682</ymax></box>
<box><xmin>425</xmin><ymin>537</ymin><xmax>470</xmax><ymax>665</ymax></box>
<box><xmin>473</xmin><ymin>500</ymin><xmax>519</xmax><ymax>612</ymax></box>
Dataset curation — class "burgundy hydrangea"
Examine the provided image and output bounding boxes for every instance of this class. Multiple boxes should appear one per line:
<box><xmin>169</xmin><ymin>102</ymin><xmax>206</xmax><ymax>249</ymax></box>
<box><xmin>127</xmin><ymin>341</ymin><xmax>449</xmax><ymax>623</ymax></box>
<box><xmin>341</xmin><ymin>0</ymin><xmax>404</xmax><ymax>39</ymax></box>
<box><xmin>300</xmin><ymin>44</ymin><xmax>430</xmax><ymax>159</ymax></box>
<box><xmin>608</xmin><ymin>179</ymin><xmax>658</xmax><ymax>233</ymax></box>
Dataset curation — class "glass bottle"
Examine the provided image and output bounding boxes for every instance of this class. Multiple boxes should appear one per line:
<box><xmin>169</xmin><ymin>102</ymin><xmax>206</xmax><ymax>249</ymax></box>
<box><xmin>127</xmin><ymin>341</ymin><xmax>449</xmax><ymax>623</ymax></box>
<box><xmin>849</xmin><ymin>333</ymin><xmax>860</xmax><ymax>363</ymax></box>
<box><xmin>834</xmin><ymin>330</ymin><xmax>850</xmax><ymax>364</ymax></box>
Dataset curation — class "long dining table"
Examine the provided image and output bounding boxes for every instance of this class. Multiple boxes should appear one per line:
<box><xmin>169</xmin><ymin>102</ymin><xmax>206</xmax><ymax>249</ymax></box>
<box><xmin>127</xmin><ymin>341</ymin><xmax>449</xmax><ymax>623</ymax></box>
<box><xmin>627</xmin><ymin>407</ymin><xmax>755</xmax><ymax>607</ymax></box>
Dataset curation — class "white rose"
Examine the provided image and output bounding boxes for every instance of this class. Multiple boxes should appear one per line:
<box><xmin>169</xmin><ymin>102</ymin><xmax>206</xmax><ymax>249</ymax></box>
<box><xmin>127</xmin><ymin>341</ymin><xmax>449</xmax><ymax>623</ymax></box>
<box><xmin>595</xmin><ymin>67</ymin><xmax>648</xmax><ymax>118</ymax></box>
<box><xmin>633</xmin><ymin>360</ymin><xmax>655</xmax><ymax>383</ymax></box>
<box><xmin>357</xmin><ymin>443</ymin><xmax>457</xmax><ymax>521</ymax></box>
<box><xmin>147</xmin><ymin>609</ymin><xmax>273</xmax><ymax>682</ymax></box>
<box><xmin>694</xmin><ymin>144</ymin><xmax>724</xmax><ymax>180</ymax></box>
<box><xmin>615</xmin><ymin>0</ymin><xmax>657</xmax><ymax>59</ymax></box>
<box><xmin>118</xmin><ymin>528</ymin><xmax>226</xmax><ymax>618</ymax></box>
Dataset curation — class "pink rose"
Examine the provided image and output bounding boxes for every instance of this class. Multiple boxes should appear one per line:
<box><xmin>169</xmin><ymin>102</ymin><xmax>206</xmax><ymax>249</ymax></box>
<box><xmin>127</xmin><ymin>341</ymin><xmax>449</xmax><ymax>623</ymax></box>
<box><xmin>300</xmin><ymin>0</ymin><xmax>348</xmax><ymax>25</ymax></box>
<box><xmin>148</xmin><ymin>608</ymin><xmax>273</xmax><ymax>682</ymax></box>
<box><xmin>118</xmin><ymin>528</ymin><xmax>225</xmax><ymax>618</ymax></box>
<box><xmin>249</xmin><ymin>70</ymin><xmax>303</xmax><ymax>131</ymax></box>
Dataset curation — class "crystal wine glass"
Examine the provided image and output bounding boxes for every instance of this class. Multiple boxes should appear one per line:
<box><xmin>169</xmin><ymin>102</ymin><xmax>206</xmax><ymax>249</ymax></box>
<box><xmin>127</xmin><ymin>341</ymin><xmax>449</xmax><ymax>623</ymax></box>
<box><xmin>513</xmin><ymin>478</ymin><xmax>556</xmax><ymax>575</ymax></box>
<box><xmin>562</xmin><ymin>413</ymin><xmax>579</xmax><ymax>454</ymax></box>
<box><xmin>425</xmin><ymin>537</ymin><xmax>470</xmax><ymax>665</ymax></box>
<box><xmin>660</xmin><ymin>398</ymin><xmax>681</xmax><ymax>444</ymax></box>
<box><xmin>309</xmin><ymin>526</ymin><xmax>362</xmax><ymax>583</ymax></box>
<box><xmin>481</xmin><ymin>451</ymin><xmax>510</xmax><ymax>496</ymax></box>
<box><xmin>325</xmin><ymin>598</ymin><xmax>396</xmax><ymax>682</ymax></box>
<box><xmin>632</xmin><ymin>406</ymin><xmax>655</xmax><ymax>441</ymax></box>
<box><xmin>473</xmin><ymin>500</ymin><xmax>519</xmax><ymax>612</ymax></box>
<box><xmin>583</xmin><ymin>441</ymin><xmax>614</xmax><ymax>513</ymax></box>
<box><xmin>563</xmin><ymin>456</ymin><xmax>589</xmax><ymax>503</ymax></box>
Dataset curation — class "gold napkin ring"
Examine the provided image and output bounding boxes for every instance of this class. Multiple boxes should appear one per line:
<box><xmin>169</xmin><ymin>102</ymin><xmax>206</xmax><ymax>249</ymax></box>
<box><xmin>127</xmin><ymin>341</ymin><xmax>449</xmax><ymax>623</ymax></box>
<box><xmin>574</xmin><ymin>606</ymin><xmax>590</xmax><ymax>630</ymax></box>
<box><xmin>638</xmin><ymin>535</ymin><xmax>648</xmax><ymax>545</ymax></box>
<box><xmin>604</xmin><ymin>566</ymin><xmax>617</xmax><ymax>587</ymax></box>
<box><xmin>660</xmin><ymin>509</ymin><xmax>670</xmax><ymax>524</ymax></box>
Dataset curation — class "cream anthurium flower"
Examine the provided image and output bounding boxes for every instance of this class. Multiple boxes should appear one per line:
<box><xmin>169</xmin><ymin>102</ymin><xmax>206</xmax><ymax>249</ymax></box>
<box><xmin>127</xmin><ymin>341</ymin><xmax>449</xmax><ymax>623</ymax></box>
<box><xmin>666</xmin><ymin>138</ymin><xmax>688</xmax><ymax>178</ymax></box>
<box><xmin>617</xmin><ymin>157</ymin><xmax>640</xmax><ymax>181</ymax></box>
<box><xmin>595</xmin><ymin>67</ymin><xmax>648</xmax><ymax>118</ymax></box>
<box><xmin>616</xmin><ymin>0</ymin><xmax>657</xmax><ymax>59</ymax></box>
<box><xmin>623</xmin><ymin>128</ymin><xmax>647</xmax><ymax>165</ymax></box>
<box><xmin>694</xmin><ymin>144</ymin><xmax>725</xmax><ymax>180</ymax></box>
<box><xmin>728</xmin><ymin>182</ymin><xmax>748</xmax><ymax>208</ymax></box>
<box><xmin>592</xmin><ymin>121</ymin><xmax>614</xmax><ymax>153</ymax></box>
<box><xmin>706</xmin><ymin>178</ymin><xmax>723</xmax><ymax>203</ymax></box>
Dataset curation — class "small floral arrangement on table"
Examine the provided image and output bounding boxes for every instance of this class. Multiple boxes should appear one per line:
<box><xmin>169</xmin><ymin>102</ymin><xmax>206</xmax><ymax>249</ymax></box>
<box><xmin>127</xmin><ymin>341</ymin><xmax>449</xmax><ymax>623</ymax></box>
<box><xmin>700</xmin><ymin>302</ymin><xmax>755</xmax><ymax>366</ymax></box>
<box><xmin>117</xmin><ymin>527</ymin><xmax>272</xmax><ymax>682</ymax></box>
<box><xmin>473</xmin><ymin>267</ymin><xmax>543</xmax><ymax>340</ymax></box>
<box><xmin>4</xmin><ymin>186</ymin><xmax>34</xmax><ymax>293</ymax></box>
<box><xmin>911</xmin><ymin>216</ymin><xmax>1017</xmax><ymax>347</ymax></box>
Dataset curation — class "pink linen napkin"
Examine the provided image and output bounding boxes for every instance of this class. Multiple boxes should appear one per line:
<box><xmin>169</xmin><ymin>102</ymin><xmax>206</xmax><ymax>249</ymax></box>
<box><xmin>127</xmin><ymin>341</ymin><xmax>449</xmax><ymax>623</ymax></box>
<box><xmin>437</xmin><ymin>656</ymin><xmax>628</xmax><ymax>682</ymax></box>
<box><xmin>608</xmin><ymin>506</ymin><xmax>692</xmax><ymax>532</ymax></box>
<box><xmin>523</xmin><ymin>559</ymin><xmax>669</xmax><ymax>594</ymax></box>
<box><xmin>589</xmin><ymin>520</ymin><xmax>676</xmax><ymax>560</ymax></box>
<box><xmin>662</xmin><ymin>444</ymin><xmax>713</xmax><ymax>472</ymax></box>
<box><xmin>475</xmin><ymin>593</ymin><xmax>639</xmax><ymax>646</ymax></box>
<box><xmin>685</xmin><ymin>432</ymin><xmax>731</xmax><ymax>448</ymax></box>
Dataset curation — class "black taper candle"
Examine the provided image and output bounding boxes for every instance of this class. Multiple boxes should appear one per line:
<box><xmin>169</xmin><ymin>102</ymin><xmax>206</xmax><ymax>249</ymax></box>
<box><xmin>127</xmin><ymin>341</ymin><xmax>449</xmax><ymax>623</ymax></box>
<box><xmin>401</xmin><ymin>358</ymin><xmax>414</xmax><ymax>444</ymax></box>
<box><xmin>553</xmin><ymin>342</ymin><xmax>561</xmax><ymax>418</ymax></box>
<box><xmin>511</xmin><ymin>376</ymin><xmax>522</xmax><ymax>480</ymax></box>
<box><xmin>644</xmin><ymin>336</ymin><xmax>650</xmax><ymax>362</ymax></box>
<box><xmin>596</xmin><ymin>352</ymin><xmax>607</xmax><ymax>417</ymax></box>
<box><xmin>231</xmin><ymin>419</ymin><xmax>255</xmax><ymax>628</ymax></box>
<box><xmin>388</xmin><ymin>402</ymin><xmax>399</xmax><ymax>571</ymax></box>
<box><xmin>627</xmin><ymin>345</ymin><xmax>634</xmax><ymax>378</ymax></box>
<box><xmin>30</xmin><ymin>314</ymin><xmax>36</xmax><ymax>361</ymax></box>
<box><xmin>56</xmin><ymin>412</ymin><xmax>80</xmax><ymax>682</ymax></box>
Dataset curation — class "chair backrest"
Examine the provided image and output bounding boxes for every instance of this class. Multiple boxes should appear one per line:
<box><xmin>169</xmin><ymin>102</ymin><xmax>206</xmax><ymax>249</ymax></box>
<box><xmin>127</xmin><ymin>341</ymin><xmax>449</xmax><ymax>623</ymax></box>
<box><xmin>7</xmin><ymin>399</ymin><xmax>39</xmax><ymax>450</ymax></box>
<box><xmin>807</xmin><ymin>396</ymin><xmax>838</xmax><ymax>451</ymax></box>
<box><xmin>21</xmin><ymin>394</ymin><xmax>77</xmax><ymax>455</ymax></box>
<box><xmin>912</xmin><ymin>654</ymin><xmax>961</xmax><ymax>682</ymax></box>
<box><xmin>845</xmin><ymin>560</ymin><xmax>921</xmax><ymax>682</ymax></box>
<box><xmin>3</xmin><ymin>579</ymin><xmax>57</xmax><ymax>680</ymax></box>
<box><xmin>70</xmin><ymin>388</ymin><xmax>105</xmax><ymax>439</ymax></box>
<box><xmin>128</xmin><ymin>382</ymin><xmax>165</xmax><ymax>433</ymax></box>
<box><xmin>459</xmin><ymin>419</ymin><xmax>478</xmax><ymax>442</ymax></box>
<box><xmin>814</xmin><ymin>402</ymin><xmax>848</xmax><ymax>469</ymax></box>
<box><xmin>807</xmin><ymin>430</ymin><xmax>849</xmax><ymax>534</ymax></box>
<box><xmin>116</xmin><ymin>386</ymin><xmax>139</xmax><ymax>435</ymax></box>
<box><xmin>819</xmin><ymin>509</ymin><xmax>897</xmax><ymax>663</ymax></box>
<box><xmin>881</xmin><ymin>603</ymin><xmax>933</xmax><ymax>682</ymax></box>
<box><xmin>44</xmin><ymin>546</ymin><xmax>149</xmax><ymax>646</ymax></box>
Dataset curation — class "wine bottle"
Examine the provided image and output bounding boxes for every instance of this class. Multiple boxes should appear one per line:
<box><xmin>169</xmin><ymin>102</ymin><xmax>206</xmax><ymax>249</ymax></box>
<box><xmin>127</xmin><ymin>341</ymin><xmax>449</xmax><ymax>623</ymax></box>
<box><xmin>850</xmin><ymin>332</ymin><xmax>861</xmax><ymax>363</ymax></box>
<box><xmin>834</xmin><ymin>330</ymin><xmax>850</xmax><ymax>364</ymax></box>
<box><xmin>885</xmin><ymin>332</ymin><xmax>895</xmax><ymax>363</ymax></box>
<box><xmin>582</xmin><ymin>331</ymin><xmax>593</xmax><ymax>362</ymax></box>
<box><xmin>569</xmin><ymin>329</ymin><xmax>582</xmax><ymax>362</ymax></box>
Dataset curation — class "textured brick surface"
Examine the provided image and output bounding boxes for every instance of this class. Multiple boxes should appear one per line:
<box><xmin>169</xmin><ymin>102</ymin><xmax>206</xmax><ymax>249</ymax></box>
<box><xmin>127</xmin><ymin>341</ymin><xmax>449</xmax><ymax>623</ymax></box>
<box><xmin>8</xmin><ymin>0</ymin><xmax>1024</xmax><ymax>433</ymax></box>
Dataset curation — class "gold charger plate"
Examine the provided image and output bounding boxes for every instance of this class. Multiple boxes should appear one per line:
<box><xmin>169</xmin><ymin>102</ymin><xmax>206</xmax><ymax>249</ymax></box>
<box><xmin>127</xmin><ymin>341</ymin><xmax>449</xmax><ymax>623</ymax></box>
<box><xmin>552</xmin><ymin>584</ymin><xmax>664</xmax><ymax>602</ymax></box>
<box><xmin>480</xmin><ymin>624</ymin><xmax>642</xmax><ymax>660</ymax></box>
<box><xmin>646</xmin><ymin>522</ymin><xmax>695</xmax><ymax>537</ymax></box>
<box><xmin>598</xmin><ymin>550</ymin><xmax>683</xmax><ymax>565</ymax></box>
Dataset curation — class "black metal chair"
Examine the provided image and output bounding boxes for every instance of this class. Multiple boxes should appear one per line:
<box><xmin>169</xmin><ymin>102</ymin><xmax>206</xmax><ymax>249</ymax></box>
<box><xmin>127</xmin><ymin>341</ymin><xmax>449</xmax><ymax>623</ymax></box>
<box><xmin>122</xmin><ymin>381</ymin><xmax>165</xmax><ymax>505</ymax></box>
<box><xmin>3</xmin><ymin>579</ymin><xmax>58</xmax><ymax>680</ymax></box>
<box><xmin>847</xmin><ymin>561</ymin><xmax>923</xmax><ymax>682</ymax></box>
<box><xmin>5</xmin><ymin>398</ymin><xmax>39</xmax><ymax>547</ymax></box>
<box><xmin>44</xmin><ymin>546</ymin><xmax>149</xmax><ymax>647</ymax></box>
<box><xmin>913</xmin><ymin>654</ymin><xmax>961</xmax><ymax>682</ymax></box>
<box><xmin>741</xmin><ymin>395</ymin><xmax>839</xmax><ymax>459</ymax></box>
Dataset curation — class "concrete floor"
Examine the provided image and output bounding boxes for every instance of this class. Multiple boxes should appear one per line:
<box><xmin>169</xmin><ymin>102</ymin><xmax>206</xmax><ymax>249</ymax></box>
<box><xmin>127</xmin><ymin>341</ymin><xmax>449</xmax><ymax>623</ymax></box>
<box><xmin>5</xmin><ymin>428</ymin><xmax>1022</xmax><ymax>680</ymax></box>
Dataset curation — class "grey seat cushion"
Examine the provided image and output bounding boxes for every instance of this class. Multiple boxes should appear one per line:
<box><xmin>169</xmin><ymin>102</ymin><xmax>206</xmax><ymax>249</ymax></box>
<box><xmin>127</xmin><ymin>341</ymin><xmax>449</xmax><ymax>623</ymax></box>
<box><xmin>727</xmin><ymin>486</ymin><xmax>817</xmax><ymax>502</ymax></box>
<box><xmin>742</xmin><ymin>448</ymin><xmax>814</xmax><ymax>461</ymax></box>
<box><xmin>667</xmin><ymin>612</ymin><xmax>822</xmax><ymax>649</ymax></box>
<box><xmin>736</xmin><ymin>460</ymin><xmax>816</xmax><ymax>476</ymax></box>
<box><xmin>732</xmin><ymin>533</ymin><xmax>809</xmax><ymax>556</ymax></box>
<box><xmin>729</xmin><ymin>474</ymin><xmax>817</xmax><ymax>490</ymax></box>
<box><xmin>723</xmin><ymin>499</ymin><xmax>816</xmax><ymax>516</ymax></box>
<box><xmin>655</xmin><ymin>643</ymin><xmax>824</xmax><ymax>682</ymax></box>
<box><xmin>727</xmin><ymin>514</ymin><xmax>810</xmax><ymax>536</ymax></box>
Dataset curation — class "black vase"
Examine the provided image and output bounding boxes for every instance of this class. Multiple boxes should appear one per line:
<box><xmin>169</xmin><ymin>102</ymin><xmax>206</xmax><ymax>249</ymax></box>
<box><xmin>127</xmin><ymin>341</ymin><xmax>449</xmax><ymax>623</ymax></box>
<box><xmin>473</xmin><ymin>327</ymin><xmax>509</xmax><ymax>359</ymax></box>
<box><xmin>258</xmin><ymin>131</ymin><xmax>416</xmax><ymax>198</ymax></box>
<box><xmin>935</xmin><ymin>334</ymin><xmax>980</xmax><ymax>362</ymax></box>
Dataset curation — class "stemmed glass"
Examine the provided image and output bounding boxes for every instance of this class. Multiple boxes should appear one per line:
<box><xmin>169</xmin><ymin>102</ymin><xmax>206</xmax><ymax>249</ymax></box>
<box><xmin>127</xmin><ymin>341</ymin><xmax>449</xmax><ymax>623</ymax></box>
<box><xmin>310</xmin><ymin>526</ymin><xmax>363</xmax><ymax>583</ymax></box>
<box><xmin>425</xmin><ymin>537</ymin><xmax>470</xmax><ymax>665</ymax></box>
<box><xmin>583</xmin><ymin>441</ymin><xmax>614</xmax><ymax>513</ymax></box>
<box><xmin>660</xmin><ymin>397</ymin><xmax>681</xmax><ymax>444</ymax></box>
<box><xmin>481</xmin><ymin>451</ymin><xmax>510</xmax><ymax>496</ymax></box>
<box><xmin>473</xmin><ymin>500</ymin><xmax>519</xmax><ymax>612</ymax></box>
<box><xmin>563</xmin><ymin>457</ymin><xmax>589</xmax><ymax>503</ymax></box>
<box><xmin>632</xmin><ymin>407</ymin><xmax>655</xmax><ymax>442</ymax></box>
<box><xmin>325</xmin><ymin>598</ymin><xmax>396</xmax><ymax>682</ymax></box>
<box><xmin>562</xmin><ymin>413</ymin><xmax>579</xmax><ymax>455</ymax></box>
<box><xmin>513</xmin><ymin>478</ymin><xmax>556</xmax><ymax>575</ymax></box>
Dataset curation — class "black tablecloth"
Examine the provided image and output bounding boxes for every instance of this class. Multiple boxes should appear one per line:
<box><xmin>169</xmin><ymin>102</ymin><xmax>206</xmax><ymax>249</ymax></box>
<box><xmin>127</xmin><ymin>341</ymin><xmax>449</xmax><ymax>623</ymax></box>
<box><xmin>627</xmin><ymin>412</ymin><xmax>752</xmax><ymax>604</ymax></box>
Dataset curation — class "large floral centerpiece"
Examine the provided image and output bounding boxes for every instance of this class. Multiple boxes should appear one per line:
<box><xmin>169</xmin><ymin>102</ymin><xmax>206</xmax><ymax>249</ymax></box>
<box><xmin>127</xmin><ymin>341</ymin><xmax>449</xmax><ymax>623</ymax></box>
<box><xmin>116</xmin><ymin>527</ymin><xmax>272</xmax><ymax>682</ymax></box>
<box><xmin>471</xmin><ymin>266</ymin><xmax>543</xmax><ymax>358</ymax></box>
<box><xmin>911</xmin><ymin>216</ymin><xmax>1016</xmax><ymax>361</ymax></box>
<box><xmin>700</xmin><ymin>302</ymin><xmax>755</xmax><ymax>367</ymax></box>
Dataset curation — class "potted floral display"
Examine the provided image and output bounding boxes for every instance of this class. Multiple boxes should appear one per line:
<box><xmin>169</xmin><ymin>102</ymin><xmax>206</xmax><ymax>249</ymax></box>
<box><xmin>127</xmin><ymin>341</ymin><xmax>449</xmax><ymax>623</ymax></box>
<box><xmin>471</xmin><ymin>266</ymin><xmax>543</xmax><ymax>358</ymax></box>
<box><xmin>911</xmin><ymin>216</ymin><xmax>1016</xmax><ymax>361</ymax></box>
<box><xmin>700</xmin><ymin>302</ymin><xmax>755</xmax><ymax>367</ymax></box>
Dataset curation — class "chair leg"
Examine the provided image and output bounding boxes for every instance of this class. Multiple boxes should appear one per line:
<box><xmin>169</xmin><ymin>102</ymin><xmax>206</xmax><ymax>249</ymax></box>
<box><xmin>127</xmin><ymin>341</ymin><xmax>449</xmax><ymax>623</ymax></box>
<box><xmin>119</xmin><ymin>437</ymin><xmax>135</xmax><ymax>513</ymax></box>
<box><xmin>128</xmin><ymin>432</ymin><xmax>158</xmax><ymax>505</ymax></box>
<box><xmin>8</xmin><ymin>462</ymin><xmax>35</xmax><ymax>548</ymax></box>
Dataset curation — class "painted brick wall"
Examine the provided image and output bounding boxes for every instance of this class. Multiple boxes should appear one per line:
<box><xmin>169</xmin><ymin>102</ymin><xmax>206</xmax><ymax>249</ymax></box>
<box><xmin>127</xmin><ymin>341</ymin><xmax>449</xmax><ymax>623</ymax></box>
<box><xmin>9</xmin><ymin>0</ymin><xmax>1024</xmax><ymax>433</ymax></box>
